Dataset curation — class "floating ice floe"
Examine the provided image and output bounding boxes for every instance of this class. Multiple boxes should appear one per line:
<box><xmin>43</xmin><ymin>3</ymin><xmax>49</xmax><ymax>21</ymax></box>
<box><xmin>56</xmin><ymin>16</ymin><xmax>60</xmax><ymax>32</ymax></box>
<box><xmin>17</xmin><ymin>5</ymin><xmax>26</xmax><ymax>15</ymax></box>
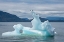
<box><xmin>2</xmin><ymin>10</ymin><xmax>56</xmax><ymax>37</ymax></box>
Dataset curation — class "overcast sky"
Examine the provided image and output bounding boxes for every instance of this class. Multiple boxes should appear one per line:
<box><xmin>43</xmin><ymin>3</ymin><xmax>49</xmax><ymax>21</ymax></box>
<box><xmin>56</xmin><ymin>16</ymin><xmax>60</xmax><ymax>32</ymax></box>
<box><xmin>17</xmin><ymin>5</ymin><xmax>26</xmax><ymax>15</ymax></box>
<box><xmin>0</xmin><ymin>0</ymin><xmax>64</xmax><ymax>18</ymax></box>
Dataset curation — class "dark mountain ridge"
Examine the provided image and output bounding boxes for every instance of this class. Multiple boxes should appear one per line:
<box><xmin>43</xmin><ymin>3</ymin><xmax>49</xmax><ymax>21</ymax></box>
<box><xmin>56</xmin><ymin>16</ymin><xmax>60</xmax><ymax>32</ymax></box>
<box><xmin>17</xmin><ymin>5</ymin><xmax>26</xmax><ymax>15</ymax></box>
<box><xmin>0</xmin><ymin>11</ymin><xmax>31</xmax><ymax>22</ymax></box>
<box><xmin>0</xmin><ymin>11</ymin><xmax>64</xmax><ymax>22</ymax></box>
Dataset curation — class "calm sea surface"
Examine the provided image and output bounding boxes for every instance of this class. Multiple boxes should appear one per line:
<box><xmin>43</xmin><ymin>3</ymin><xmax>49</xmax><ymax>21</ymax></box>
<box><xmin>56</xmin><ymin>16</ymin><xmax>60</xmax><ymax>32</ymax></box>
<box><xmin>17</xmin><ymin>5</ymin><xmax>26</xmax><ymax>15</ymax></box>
<box><xmin>0</xmin><ymin>22</ymin><xmax>64</xmax><ymax>42</ymax></box>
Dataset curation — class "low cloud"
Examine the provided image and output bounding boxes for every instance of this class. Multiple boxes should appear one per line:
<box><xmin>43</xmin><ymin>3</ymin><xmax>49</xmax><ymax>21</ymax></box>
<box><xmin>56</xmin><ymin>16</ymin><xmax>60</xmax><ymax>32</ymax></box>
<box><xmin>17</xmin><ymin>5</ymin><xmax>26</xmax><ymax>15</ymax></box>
<box><xmin>0</xmin><ymin>0</ymin><xmax>64</xmax><ymax>4</ymax></box>
<box><xmin>0</xmin><ymin>2</ymin><xmax>64</xmax><ymax>18</ymax></box>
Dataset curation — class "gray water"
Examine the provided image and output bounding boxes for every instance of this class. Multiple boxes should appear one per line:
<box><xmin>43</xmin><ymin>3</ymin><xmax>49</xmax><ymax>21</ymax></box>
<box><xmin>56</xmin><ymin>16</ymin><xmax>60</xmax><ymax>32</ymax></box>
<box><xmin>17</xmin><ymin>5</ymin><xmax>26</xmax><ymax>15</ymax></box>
<box><xmin>0</xmin><ymin>22</ymin><xmax>64</xmax><ymax>42</ymax></box>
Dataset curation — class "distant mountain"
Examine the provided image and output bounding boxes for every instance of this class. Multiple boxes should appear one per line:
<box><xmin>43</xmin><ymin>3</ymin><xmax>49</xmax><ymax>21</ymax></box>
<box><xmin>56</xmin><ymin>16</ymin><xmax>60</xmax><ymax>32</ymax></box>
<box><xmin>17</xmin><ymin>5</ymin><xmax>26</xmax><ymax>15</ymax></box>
<box><xmin>0</xmin><ymin>11</ymin><xmax>64</xmax><ymax>22</ymax></box>
<box><xmin>0</xmin><ymin>11</ymin><xmax>30</xmax><ymax>22</ymax></box>
<box><xmin>20</xmin><ymin>18</ymin><xmax>31</xmax><ymax>22</ymax></box>
<box><xmin>46</xmin><ymin>17</ymin><xmax>64</xmax><ymax>22</ymax></box>
<box><xmin>39</xmin><ymin>17</ymin><xmax>47</xmax><ymax>22</ymax></box>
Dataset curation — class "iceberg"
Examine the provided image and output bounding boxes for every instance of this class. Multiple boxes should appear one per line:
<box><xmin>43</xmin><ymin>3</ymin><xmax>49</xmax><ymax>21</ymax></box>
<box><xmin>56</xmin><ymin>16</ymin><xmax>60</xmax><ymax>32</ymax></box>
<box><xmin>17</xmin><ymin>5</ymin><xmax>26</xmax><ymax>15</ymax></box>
<box><xmin>2</xmin><ymin>10</ymin><xmax>55</xmax><ymax>37</ymax></box>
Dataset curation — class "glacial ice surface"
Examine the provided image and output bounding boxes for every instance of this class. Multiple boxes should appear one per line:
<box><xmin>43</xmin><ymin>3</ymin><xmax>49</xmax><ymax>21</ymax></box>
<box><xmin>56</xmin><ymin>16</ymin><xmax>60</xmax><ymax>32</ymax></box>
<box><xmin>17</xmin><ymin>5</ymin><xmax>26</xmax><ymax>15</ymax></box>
<box><xmin>2</xmin><ymin>11</ymin><xmax>55</xmax><ymax>37</ymax></box>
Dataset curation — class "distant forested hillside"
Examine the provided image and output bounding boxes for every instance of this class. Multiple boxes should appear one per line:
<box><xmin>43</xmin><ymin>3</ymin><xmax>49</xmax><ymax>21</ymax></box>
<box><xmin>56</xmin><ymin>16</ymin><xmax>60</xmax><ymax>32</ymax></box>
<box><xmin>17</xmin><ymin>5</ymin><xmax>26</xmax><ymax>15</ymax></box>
<box><xmin>47</xmin><ymin>17</ymin><xmax>64</xmax><ymax>22</ymax></box>
<box><xmin>0</xmin><ymin>11</ymin><xmax>30</xmax><ymax>22</ymax></box>
<box><xmin>0</xmin><ymin>11</ymin><xmax>64</xmax><ymax>22</ymax></box>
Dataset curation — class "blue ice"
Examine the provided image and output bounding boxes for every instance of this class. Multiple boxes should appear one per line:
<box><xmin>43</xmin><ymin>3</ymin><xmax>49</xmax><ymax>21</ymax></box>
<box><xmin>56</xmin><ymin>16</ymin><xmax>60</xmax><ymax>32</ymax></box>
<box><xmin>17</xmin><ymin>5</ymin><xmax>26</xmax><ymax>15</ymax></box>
<box><xmin>2</xmin><ymin>10</ymin><xmax>55</xmax><ymax>37</ymax></box>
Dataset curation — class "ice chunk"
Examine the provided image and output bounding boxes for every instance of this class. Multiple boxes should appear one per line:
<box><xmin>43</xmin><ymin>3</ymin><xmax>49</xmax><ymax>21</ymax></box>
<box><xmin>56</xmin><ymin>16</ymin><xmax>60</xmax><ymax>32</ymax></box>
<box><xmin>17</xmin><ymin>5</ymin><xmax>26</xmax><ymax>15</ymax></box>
<box><xmin>2</xmin><ymin>10</ymin><xmax>55</xmax><ymax>37</ymax></box>
<box><xmin>31</xmin><ymin>10</ymin><xmax>42</xmax><ymax>30</ymax></box>
<box><xmin>2</xmin><ymin>24</ymin><xmax>23</xmax><ymax>37</ymax></box>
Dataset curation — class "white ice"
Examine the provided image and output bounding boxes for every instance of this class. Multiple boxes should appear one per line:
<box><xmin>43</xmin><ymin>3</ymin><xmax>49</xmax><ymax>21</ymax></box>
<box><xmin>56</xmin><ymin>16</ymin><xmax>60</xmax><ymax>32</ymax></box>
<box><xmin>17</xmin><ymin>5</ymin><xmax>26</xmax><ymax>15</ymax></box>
<box><xmin>2</xmin><ymin>10</ymin><xmax>55</xmax><ymax>37</ymax></box>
